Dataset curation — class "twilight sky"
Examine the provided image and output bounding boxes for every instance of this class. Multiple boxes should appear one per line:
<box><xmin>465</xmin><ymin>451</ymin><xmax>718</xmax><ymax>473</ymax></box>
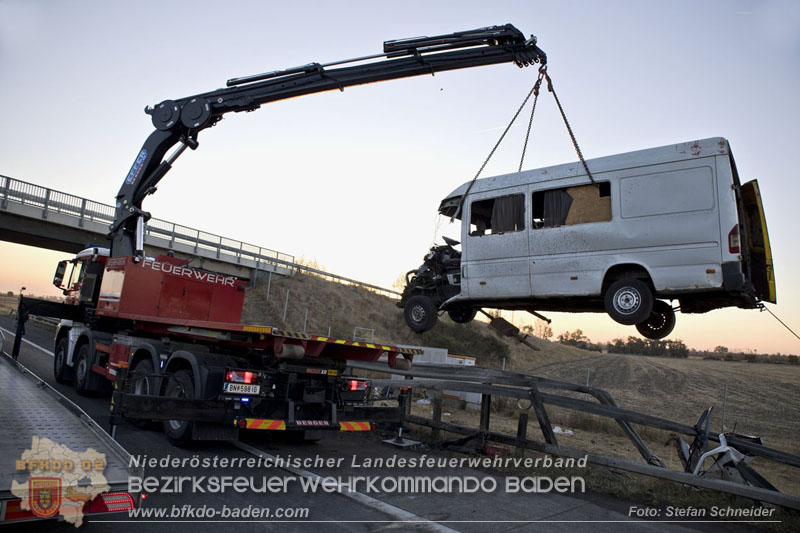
<box><xmin>1</xmin><ymin>0</ymin><xmax>798</xmax><ymax>354</ymax></box>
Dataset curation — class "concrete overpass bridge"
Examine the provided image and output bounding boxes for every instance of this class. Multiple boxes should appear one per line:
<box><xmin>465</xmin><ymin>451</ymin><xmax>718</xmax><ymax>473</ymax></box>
<box><xmin>0</xmin><ymin>175</ymin><xmax>295</xmax><ymax>280</ymax></box>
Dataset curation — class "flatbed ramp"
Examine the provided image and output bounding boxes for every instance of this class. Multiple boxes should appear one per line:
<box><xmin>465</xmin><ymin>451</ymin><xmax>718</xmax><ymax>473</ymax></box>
<box><xmin>0</xmin><ymin>351</ymin><xmax>141</xmax><ymax>524</ymax></box>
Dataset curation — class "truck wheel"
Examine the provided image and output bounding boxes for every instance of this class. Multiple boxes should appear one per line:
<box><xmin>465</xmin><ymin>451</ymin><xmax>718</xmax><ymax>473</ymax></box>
<box><xmin>635</xmin><ymin>300</ymin><xmax>676</xmax><ymax>340</ymax></box>
<box><xmin>447</xmin><ymin>306</ymin><xmax>477</xmax><ymax>324</ymax></box>
<box><xmin>404</xmin><ymin>295</ymin><xmax>437</xmax><ymax>333</ymax></box>
<box><xmin>604</xmin><ymin>278</ymin><xmax>653</xmax><ymax>325</ymax></box>
<box><xmin>163</xmin><ymin>369</ymin><xmax>195</xmax><ymax>446</ymax></box>
<box><xmin>73</xmin><ymin>344</ymin><xmax>92</xmax><ymax>395</ymax></box>
<box><xmin>54</xmin><ymin>338</ymin><xmax>73</xmax><ymax>384</ymax></box>
<box><xmin>128</xmin><ymin>359</ymin><xmax>156</xmax><ymax>429</ymax></box>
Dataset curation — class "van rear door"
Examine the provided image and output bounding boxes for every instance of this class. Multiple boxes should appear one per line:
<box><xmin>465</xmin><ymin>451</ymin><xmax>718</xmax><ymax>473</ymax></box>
<box><xmin>740</xmin><ymin>179</ymin><xmax>776</xmax><ymax>303</ymax></box>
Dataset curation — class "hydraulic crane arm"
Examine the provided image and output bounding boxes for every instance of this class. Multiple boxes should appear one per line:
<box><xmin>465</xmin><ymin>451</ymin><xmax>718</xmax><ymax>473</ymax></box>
<box><xmin>109</xmin><ymin>24</ymin><xmax>546</xmax><ymax>258</ymax></box>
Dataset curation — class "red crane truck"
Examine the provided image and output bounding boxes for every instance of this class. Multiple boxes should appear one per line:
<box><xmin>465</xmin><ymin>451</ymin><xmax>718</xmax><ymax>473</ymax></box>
<box><xmin>12</xmin><ymin>24</ymin><xmax>546</xmax><ymax>446</ymax></box>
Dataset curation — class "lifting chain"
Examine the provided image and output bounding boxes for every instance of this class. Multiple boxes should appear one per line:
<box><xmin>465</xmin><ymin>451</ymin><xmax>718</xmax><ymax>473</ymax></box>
<box><xmin>451</xmin><ymin>72</ymin><xmax>542</xmax><ymax>222</ymax></box>
<box><xmin>518</xmin><ymin>68</ymin><xmax>545</xmax><ymax>171</ymax></box>
<box><xmin>451</xmin><ymin>67</ymin><xmax>596</xmax><ymax>222</ymax></box>
<box><xmin>541</xmin><ymin>67</ymin><xmax>596</xmax><ymax>185</ymax></box>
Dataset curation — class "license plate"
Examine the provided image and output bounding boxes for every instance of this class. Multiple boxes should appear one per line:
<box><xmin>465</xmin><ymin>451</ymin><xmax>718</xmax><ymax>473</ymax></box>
<box><xmin>224</xmin><ymin>383</ymin><xmax>261</xmax><ymax>395</ymax></box>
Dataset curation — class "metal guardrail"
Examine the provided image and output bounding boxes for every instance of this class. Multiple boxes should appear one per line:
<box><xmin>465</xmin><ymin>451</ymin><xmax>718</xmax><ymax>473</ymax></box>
<box><xmin>352</xmin><ymin>360</ymin><xmax>800</xmax><ymax>511</ymax></box>
<box><xmin>0</xmin><ymin>175</ymin><xmax>401</xmax><ymax>298</ymax></box>
<box><xmin>0</xmin><ymin>174</ymin><xmax>294</xmax><ymax>268</ymax></box>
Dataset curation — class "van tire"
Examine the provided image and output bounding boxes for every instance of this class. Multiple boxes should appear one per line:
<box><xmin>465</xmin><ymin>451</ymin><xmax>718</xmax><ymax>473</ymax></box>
<box><xmin>163</xmin><ymin>369</ymin><xmax>195</xmax><ymax>447</ymax></box>
<box><xmin>448</xmin><ymin>306</ymin><xmax>477</xmax><ymax>324</ymax></box>
<box><xmin>604</xmin><ymin>278</ymin><xmax>653</xmax><ymax>325</ymax></box>
<box><xmin>404</xmin><ymin>295</ymin><xmax>437</xmax><ymax>333</ymax></box>
<box><xmin>54</xmin><ymin>338</ymin><xmax>73</xmax><ymax>384</ymax></box>
<box><xmin>635</xmin><ymin>300</ymin><xmax>676</xmax><ymax>340</ymax></box>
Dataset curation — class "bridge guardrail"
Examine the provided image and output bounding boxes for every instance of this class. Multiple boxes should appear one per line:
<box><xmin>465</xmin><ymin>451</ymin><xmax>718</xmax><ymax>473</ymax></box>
<box><xmin>1</xmin><ymin>175</ymin><xmax>400</xmax><ymax>298</ymax></box>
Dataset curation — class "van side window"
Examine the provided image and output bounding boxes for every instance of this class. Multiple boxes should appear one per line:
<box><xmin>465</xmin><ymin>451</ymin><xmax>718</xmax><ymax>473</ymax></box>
<box><xmin>532</xmin><ymin>182</ymin><xmax>611</xmax><ymax>229</ymax></box>
<box><xmin>469</xmin><ymin>194</ymin><xmax>525</xmax><ymax>236</ymax></box>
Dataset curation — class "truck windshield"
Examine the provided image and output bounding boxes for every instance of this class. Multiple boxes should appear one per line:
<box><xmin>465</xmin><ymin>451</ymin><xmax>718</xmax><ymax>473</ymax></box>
<box><xmin>67</xmin><ymin>261</ymin><xmax>86</xmax><ymax>289</ymax></box>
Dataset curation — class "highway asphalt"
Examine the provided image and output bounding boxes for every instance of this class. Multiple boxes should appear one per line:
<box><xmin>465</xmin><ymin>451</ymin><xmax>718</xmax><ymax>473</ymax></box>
<box><xmin>0</xmin><ymin>315</ymin><xmax>746</xmax><ymax>532</ymax></box>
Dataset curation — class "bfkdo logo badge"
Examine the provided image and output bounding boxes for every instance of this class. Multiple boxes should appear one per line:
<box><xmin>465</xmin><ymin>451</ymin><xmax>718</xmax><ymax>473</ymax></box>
<box><xmin>29</xmin><ymin>477</ymin><xmax>62</xmax><ymax>518</ymax></box>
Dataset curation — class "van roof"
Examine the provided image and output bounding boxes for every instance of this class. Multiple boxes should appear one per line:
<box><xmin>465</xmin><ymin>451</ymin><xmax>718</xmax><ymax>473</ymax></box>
<box><xmin>440</xmin><ymin>137</ymin><xmax>730</xmax><ymax>212</ymax></box>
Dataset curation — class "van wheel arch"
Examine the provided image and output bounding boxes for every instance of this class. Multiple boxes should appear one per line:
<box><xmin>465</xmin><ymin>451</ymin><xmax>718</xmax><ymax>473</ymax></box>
<box><xmin>602</xmin><ymin>264</ymin><xmax>655</xmax><ymax>293</ymax></box>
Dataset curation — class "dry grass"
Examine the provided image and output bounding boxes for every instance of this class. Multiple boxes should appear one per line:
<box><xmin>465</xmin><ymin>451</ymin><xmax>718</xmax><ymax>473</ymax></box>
<box><xmin>528</xmin><ymin>354</ymin><xmax>800</xmax><ymax>456</ymax></box>
<box><xmin>241</xmin><ymin>272</ymin><xmax>594</xmax><ymax>365</ymax></box>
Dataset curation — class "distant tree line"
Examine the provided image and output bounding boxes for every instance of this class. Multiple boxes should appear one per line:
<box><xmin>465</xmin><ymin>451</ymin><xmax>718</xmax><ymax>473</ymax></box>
<box><xmin>694</xmin><ymin>345</ymin><xmax>799</xmax><ymax>365</ymax></box>
<box><xmin>607</xmin><ymin>336</ymin><xmax>689</xmax><ymax>358</ymax></box>
<box><xmin>550</xmin><ymin>329</ymin><xmax>797</xmax><ymax>364</ymax></box>
<box><xmin>556</xmin><ymin>329</ymin><xmax>604</xmax><ymax>352</ymax></box>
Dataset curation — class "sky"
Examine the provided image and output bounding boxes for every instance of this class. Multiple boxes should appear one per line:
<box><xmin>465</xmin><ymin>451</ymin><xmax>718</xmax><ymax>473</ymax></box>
<box><xmin>1</xmin><ymin>0</ymin><xmax>799</xmax><ymax>354</ymax></box>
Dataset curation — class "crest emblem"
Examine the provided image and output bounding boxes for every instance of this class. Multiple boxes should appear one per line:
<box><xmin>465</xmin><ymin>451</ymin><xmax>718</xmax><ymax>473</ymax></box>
<box><xmin>29</xmin><ymin>477</ymin><xmax>61</xmax><ymax>518</ymax></box>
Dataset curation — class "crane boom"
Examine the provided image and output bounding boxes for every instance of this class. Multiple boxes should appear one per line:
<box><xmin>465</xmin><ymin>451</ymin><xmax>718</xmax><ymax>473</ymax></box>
<box><xmin>109</xmin><ymin>24</ymin><xmax>546</xmax><ymax>258</ymax></box>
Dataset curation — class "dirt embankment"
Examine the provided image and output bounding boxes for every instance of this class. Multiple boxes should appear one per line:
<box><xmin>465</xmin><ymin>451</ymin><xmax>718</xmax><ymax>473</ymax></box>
<box><xmin>241</xmin><ymin>271</ymin><xmax>593</xmax><ymax>365</ymax></box>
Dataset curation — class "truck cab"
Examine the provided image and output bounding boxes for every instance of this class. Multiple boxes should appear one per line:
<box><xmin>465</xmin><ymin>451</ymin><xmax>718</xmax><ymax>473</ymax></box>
<box><xmin>399</xmin><ymin>137</ymin><xmax>776</xmax><ymax>340</ymax></box>
<box><xmin>52</xmin><ymin>247</ymin><xmax>109</xmax><ymax>306</ymax></box>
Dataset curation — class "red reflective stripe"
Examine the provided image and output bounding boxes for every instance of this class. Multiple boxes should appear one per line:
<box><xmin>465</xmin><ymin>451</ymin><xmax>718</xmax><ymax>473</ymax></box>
<box><xmin>339</xmin><ymin>421</ymin><xmax>370</xmax><ymax>431</ymax></box>
<box><xmin>243</xmin><ymin>418</ymin><xmax>286</xmax><ymax>430</ymax></box>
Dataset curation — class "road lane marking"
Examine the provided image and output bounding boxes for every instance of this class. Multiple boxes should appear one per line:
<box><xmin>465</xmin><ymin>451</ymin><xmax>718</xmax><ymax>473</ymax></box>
<box><xmin>0</xmin><ymin>326</ymin><xmax>54</xmax><ymax>357</ymax></box>
<box><xmin>232</xmin><ymin>440</ymin><xmax>461</xmax><ymax>533</ymax></box>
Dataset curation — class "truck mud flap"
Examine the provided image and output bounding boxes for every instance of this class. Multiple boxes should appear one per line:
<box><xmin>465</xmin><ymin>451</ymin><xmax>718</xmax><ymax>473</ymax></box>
<box><xmin>193</xmin><ymin>422</ymin><xmax>239</xmax><ymax>441</ymax></box>
<box><xmin>111</xmin><ymin>393</ymin><xmax>236</xmax><ymax>424</ymax></box>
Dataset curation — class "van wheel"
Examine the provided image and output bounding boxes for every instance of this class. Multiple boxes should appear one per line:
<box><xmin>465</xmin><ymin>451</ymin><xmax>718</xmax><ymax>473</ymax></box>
<box><xmin>54</xmin><ymin>338</ymin><xmax>73</xmax><ymax>384</ymax></box>
<box><xmin>163</xmin><ymin>369</ymin><xmax>195</xmax><ymax>446</ymax></box>
<box><xmin>73</xmin><ymin>344</ymin><xmax>92</xmax><ymax>395</ymax></box>
<box><xmin>128</xmin><ymin>359</ymin><xmax>156</xmax><ymax>429</ymax></box>
<box><xmin>604</xmin><ymin>278</ymin><xmax>653</xmax><ymax>325</ymax></box>
<box><xmin>404</xmin><ymin>295</ymin><xmax>437</xmax><ymax>333</ymax></box>
<box><xmin>636</xmin><ymin>300</ymin><xmax>676</xmax><ymax>340</ymax></box>
<box><xmin>448</xmin><ymin>306</ymin><xmax>477</xmax><ymax>324</ymax></box>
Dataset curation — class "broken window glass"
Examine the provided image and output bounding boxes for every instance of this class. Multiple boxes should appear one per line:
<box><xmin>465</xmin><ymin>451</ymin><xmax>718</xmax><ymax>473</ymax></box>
<box><xmin>469</xmin><ymin>194</ymin><xmax>525</xmax><ymax>236</ymax></box>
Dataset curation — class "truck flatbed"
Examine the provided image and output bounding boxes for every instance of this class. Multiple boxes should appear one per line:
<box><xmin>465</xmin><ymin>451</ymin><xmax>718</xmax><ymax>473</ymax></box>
<box><xmin>0</xmin><ymin>351</ymin><xmax>141</xmax><ymax>524</ymax></box>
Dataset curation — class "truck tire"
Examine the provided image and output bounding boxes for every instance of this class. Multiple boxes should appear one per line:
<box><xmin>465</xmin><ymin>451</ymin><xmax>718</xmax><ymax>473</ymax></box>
<box><xmin>54</xmin><ymin>337</ymin><xmax>73</xmax><ymax>384</ymax></box>
<box><xmin>604</xmin><ymin>278</ymin><xmax>653</xmax><ymax>326</ymax></box>
<box><xmin>74</xmin><ymin>344</ymin><xmax>93</xmax><ymax>395</ymax></box>
<box><xmin>447</xmin><ymin>306</ymin><xmax>477</xmax><ymax>324</ymax></box>
<box><xmin>163</xmin><ymin>369</ymin><xmax>195</xmax><ymax>446</ymax></box>
<box><xmin>635</xmin><ymin>300</ymin><xmax>676</xmax><ymax>340</ymax></box>
<box><xmin>404</xmin><ymin>295</ymin><xmax>437</xmax><ymax>333</ymax></box>
<box><xmin>128</xmin><ymin>359</ymin><xmax>156</xmax><ymax>429</ymax></box>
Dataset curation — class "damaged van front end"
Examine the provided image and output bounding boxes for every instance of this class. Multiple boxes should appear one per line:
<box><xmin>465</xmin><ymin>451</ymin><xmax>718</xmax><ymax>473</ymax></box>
<box><xmin>398</xmin><ymin>137</ymin><xmax>776</xmax><ymax>340</ymax></box>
